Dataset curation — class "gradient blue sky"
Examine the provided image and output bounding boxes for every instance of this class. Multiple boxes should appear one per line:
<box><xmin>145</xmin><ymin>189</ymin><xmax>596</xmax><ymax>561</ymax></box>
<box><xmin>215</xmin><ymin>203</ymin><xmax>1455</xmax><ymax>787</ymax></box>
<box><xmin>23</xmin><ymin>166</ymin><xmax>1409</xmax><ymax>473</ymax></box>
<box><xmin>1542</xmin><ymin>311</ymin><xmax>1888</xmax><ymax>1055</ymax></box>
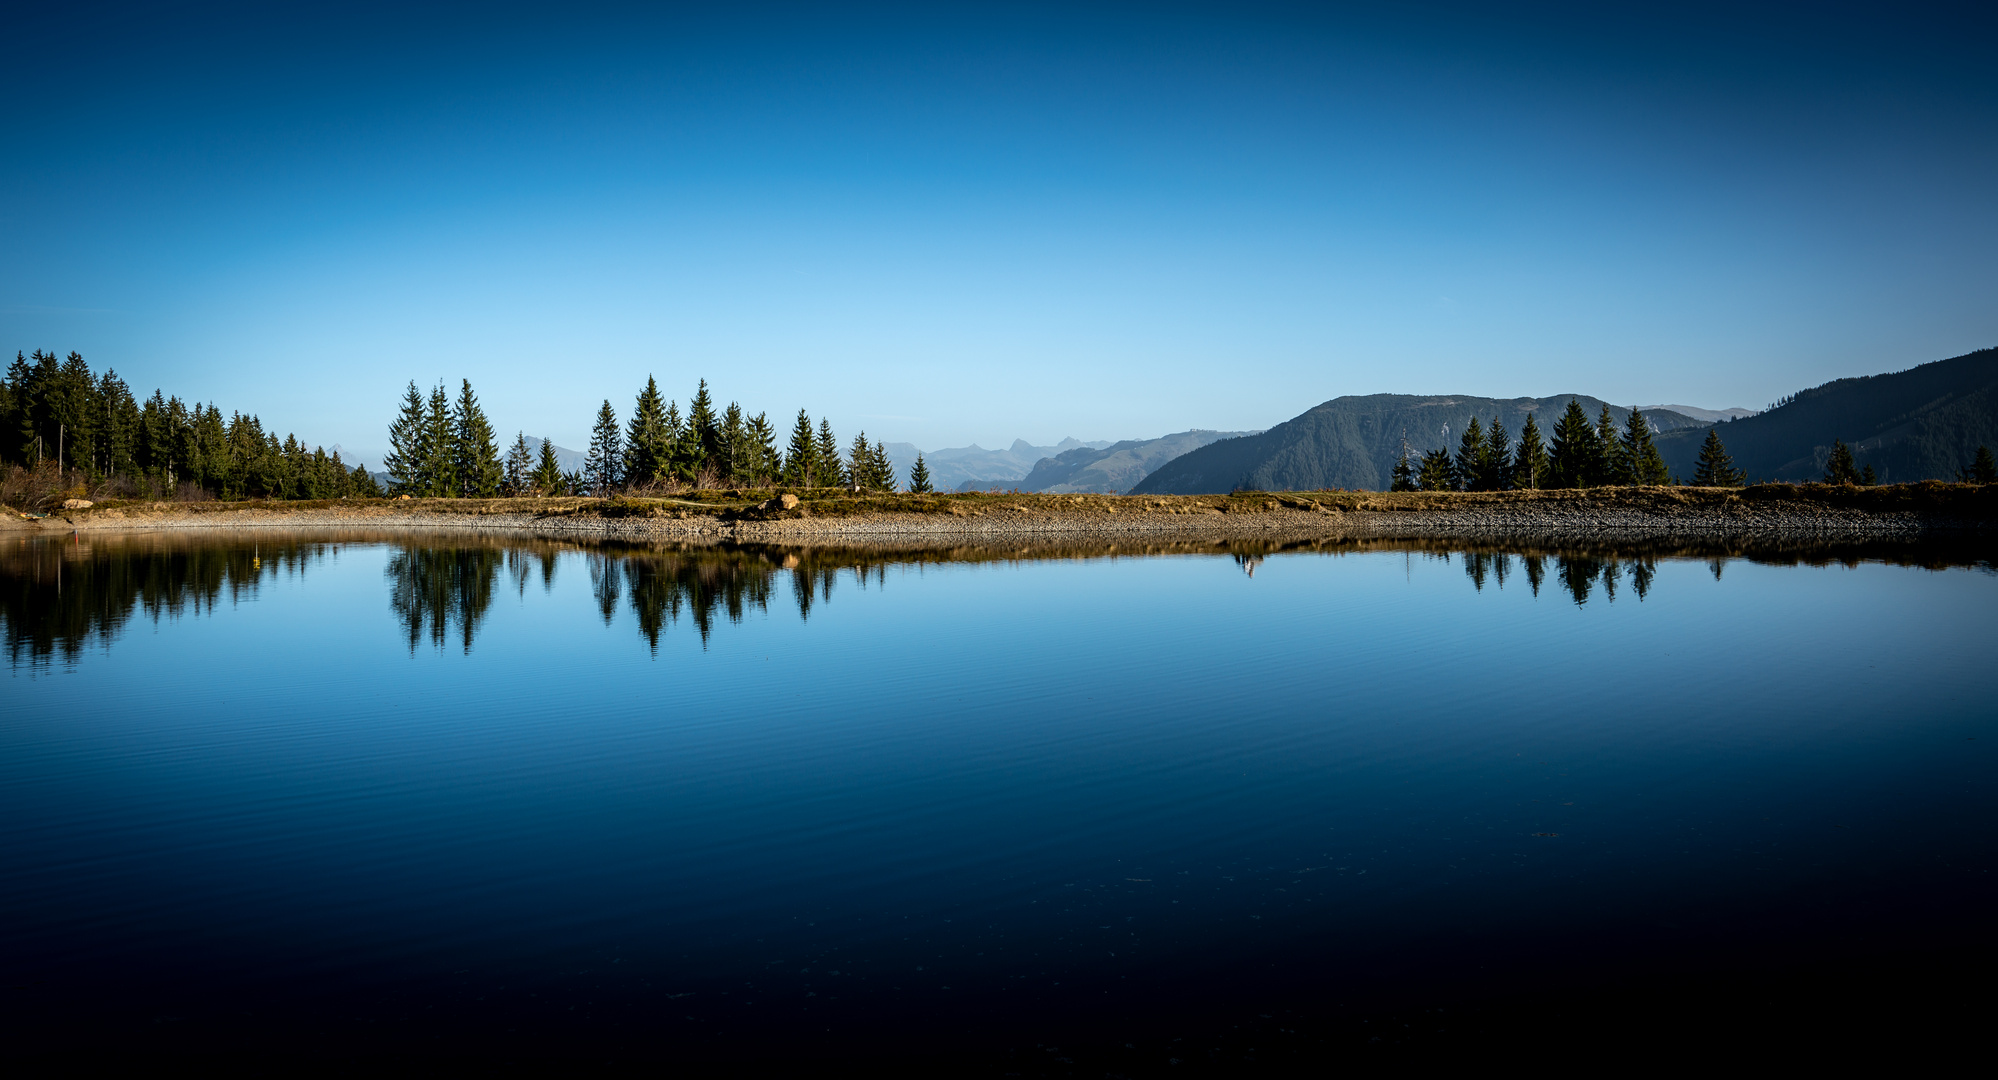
<box><xmin>6</xmin><ymin>1</ymin><xmax>1994</xmax><ymax>459</ymax></box>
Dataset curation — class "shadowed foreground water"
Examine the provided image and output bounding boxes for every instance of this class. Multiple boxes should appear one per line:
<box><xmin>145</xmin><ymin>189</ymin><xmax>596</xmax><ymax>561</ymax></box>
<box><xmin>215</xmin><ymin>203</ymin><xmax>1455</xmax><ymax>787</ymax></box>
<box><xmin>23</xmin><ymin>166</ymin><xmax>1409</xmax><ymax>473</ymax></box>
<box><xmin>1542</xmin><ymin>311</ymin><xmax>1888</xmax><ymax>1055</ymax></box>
<box><xmin>3</xmin><ymin>531</ymin><xmax>1994</xmax><ymax>1067</ymax></box>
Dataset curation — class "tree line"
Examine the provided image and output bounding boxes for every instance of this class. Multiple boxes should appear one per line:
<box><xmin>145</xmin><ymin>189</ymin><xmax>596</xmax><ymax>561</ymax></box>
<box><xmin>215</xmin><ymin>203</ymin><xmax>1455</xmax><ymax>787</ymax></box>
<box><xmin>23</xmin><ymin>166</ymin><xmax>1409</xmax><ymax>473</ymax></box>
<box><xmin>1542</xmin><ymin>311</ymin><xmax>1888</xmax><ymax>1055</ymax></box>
<box><xmin>387</xmin><ymin>375</ymin><xmax>939</xmax><ymax>496</ymax></box>
<box><xmin>1391</xmin><ymin>400</ymin><xmax>1679</xmax><ymax>492</ymax></box>
<box><xmin>2</xmin><ymin>350</ymin><xmax>378</xmax><ymax>503</ymax></box>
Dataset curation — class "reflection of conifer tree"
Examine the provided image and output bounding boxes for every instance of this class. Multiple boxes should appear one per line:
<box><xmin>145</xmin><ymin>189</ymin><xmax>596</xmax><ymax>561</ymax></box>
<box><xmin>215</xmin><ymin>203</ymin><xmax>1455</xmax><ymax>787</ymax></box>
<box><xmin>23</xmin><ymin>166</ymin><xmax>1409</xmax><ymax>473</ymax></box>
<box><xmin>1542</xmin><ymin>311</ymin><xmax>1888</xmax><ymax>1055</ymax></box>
<box><xmin>1521</xmin><ymin>554</ymin><xmax>1545</xmax><ymax>596</ymax></box>
<box><xmin>791</xmin><ymin>564</ymin><xmax>815</xmax><ymax>621</ymax></box>
<box><xmin>589</xmin><ymin>552</ymin><xmax>621</xmax><ymax>626</ymax></box>
<box><xmin>1630</xmin><ymin>557</ymin><xmax>1656</xmax><ymax>599</ymax></box>
<box><xmin>1464</xmin><ymin>550</ymin><xmax>1489</xmax><ymax>591</ymax></box>
<box><xmin>1493</xmin><ymin>552</ymin><xmax>1510</xmax><ymax>589</ymax></box>
<box><xmin>385</xmin><ymin>545</ymin><xmax>503</xmax><ymax>654</ymax></box>
<box><xmin>1557</xmin><ymin>556</ymin><xmax>1600</xmax><ymax>606</ymax></box>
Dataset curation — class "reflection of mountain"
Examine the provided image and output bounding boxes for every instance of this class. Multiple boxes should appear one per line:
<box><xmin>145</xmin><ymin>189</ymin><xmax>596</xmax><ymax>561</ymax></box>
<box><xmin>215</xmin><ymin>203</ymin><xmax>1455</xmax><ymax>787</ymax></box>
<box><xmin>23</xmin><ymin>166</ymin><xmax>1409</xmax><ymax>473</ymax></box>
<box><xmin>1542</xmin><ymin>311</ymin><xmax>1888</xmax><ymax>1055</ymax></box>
<box><xmin>385</xmin><ymin>546</ymin><xmax>505</xmax><ymax>653</ymax></box>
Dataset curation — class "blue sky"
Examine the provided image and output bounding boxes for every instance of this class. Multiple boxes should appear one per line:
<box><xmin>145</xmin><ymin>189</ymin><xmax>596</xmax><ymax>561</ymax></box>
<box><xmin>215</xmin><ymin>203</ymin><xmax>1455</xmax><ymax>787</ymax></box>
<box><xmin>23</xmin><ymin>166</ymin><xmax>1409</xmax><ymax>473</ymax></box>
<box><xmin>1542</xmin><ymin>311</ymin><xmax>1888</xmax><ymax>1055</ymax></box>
<box><xmin>5</xmin><ymin>1</ymin><xmax>1994</xmax><ymax>460</ymax></box>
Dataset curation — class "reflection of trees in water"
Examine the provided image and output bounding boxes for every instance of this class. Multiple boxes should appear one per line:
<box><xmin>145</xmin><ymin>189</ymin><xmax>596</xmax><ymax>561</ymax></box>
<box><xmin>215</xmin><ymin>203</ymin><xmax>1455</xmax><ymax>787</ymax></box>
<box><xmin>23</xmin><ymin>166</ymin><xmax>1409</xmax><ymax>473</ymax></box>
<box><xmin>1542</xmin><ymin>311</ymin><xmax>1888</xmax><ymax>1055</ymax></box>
<box><xmin>0</xmin><ymin>535</ymin><xmax>324</xmax><ymax>668</ymax></box>
<box><xmin>385</xmin><ymin>545</ymin><xmax>505</xmax><ymax>654</ymax></box>
<box><xmin>6</xmin><ymin>531</ymin><xmax>1992</xmax><ymax>665</ymax></box>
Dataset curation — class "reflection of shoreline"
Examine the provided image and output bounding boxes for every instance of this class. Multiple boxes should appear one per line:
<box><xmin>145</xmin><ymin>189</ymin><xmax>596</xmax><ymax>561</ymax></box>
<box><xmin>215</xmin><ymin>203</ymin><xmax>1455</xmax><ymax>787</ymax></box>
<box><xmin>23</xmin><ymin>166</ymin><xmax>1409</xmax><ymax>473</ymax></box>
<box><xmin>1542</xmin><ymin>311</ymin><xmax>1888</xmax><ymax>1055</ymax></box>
<box><xmin>4</xmin><ymin>531</ymin><xmax>1993</xmax><ymax>666</ymax></box>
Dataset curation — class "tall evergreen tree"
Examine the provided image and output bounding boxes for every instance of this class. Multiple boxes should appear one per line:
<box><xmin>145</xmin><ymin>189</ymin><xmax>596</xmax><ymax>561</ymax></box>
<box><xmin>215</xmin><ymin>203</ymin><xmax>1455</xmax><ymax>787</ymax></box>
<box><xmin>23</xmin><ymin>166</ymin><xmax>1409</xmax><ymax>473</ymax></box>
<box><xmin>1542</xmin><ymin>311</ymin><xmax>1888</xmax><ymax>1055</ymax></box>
<box><xmin>1482</xmin><ymin>416</ymin><xmax>1511</xmax><ymax>491</ymax></box>
<box><xmin>869</xmin><ymin>438</ymin><xmax>896</xmax><ymax>491</ymax></box>
<box><xmin>686</xmin><ymin>379</ymin><xmax>719</xmax><ymax>465</ymax></box>
<box><xmin>1389</xmin><ymin>452</ymin><xmax>1418</xmax><ymax>491</ymax></box>
<box><xmin>720</xmin><ymin>402</ymin><xmax>748</xmax><ymax>485</ymax></box>
<box><xmin>1823</xmin><ymin>439</ymin><xmax>1860</xmax><ymax>484</ymax></box>
<box><xmin>1692</xmin><ymin>428</ymin><xmax>1744</xmax><ymax>486</ymax></box>
<box><xmin>383</xmin><ymin>381</ymin><xmax>427</xmax><ymax>495</ymax></box>
<box><xmin>532</xmin><ymin>437</ymin><xmax>564</xmax><ymax>494</ymax></box>
<box><xmin>1970</xmin><ymin>446</ymin><xmax>1997</xmax><ymax>483</ymax></box>
<box><xmin>782</xmin><ymin>409</ymin><xmax>817</xmax><ymax>486</ymax></box>
<box><xmin>454</xmin><ymin>380</ymin><xmax>503</xmax><ymax>497</ymax></box>
<box><xmin>1547</xmin><ymin>399</ymin><xmax>1599</xmax><ymax>489</ymax></box>
<box><xmin>848</xmin><ymin>432</ymin><xmax>877</xmax><ymax>491</ymax></box>
<box><xmin>1622</xmin><ymin>408</ymin><xmax>1670</xmax><ymax>485</ymax></box>
<box><xmin>1454</xmin><ymin>416</ymin><xmax>1487</xmax><ymax>492</ymax></box>
<box><xmin>1416</xmin><ymin>448</ymin><xmax>1457</xmax><ymax>492</ymax></box>
<box><xmin>747</xmin><ymin>411</ymin><xmax>780</xmax><ymax>486</ymax></box>
<box><xmin>585</xmin><ymin>400</ymin><xmax>623</xmax><ymax>493</ymax></box>
<box><xmin>624</xmin><ymin>376</ymin><xmax>671</xmax><ymax>486</ymax></box>
<box><xmin>908</xmin><ymin>452</ymin><xmax>935</xmax><ymax>493</ymax></box>
<box><xmin>504</xmin><ymin>432</ymin><xmax>534</xmax><ymax>496</ymax></box>
<box><xmin>423</xmin><ymin>381</ymin><xmax>456</xmax><ymax>497</ymax></box>
<box><xmin>815</xmin><ymin>418</ymin><xmax>846</xmax><ymax>488</ymax></box>
<box><xmin>1596</xmin><ymin>404</ymin><xmax>1628</xmax><ymax>485</ymax></box>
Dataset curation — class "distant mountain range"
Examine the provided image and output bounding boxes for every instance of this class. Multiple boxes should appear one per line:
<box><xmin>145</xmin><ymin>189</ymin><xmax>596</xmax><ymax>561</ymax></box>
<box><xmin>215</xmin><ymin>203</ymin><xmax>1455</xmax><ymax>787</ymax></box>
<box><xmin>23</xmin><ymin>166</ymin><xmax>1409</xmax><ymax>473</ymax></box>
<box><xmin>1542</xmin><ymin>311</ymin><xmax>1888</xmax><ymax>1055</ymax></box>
<box><xmin>898</xmin><ymin>438</ymin><xmax>1112</xmax><ymax>493</ymax></box>
<box><xmin>1637</xmin><ymin>404</ymin><xmax>1758</xmax><ymax>424</ymax></box>
<box><xmin>1012</xmin><ymin>430</ymin><xmax>1260</xmax><ymax>493</ymax></box>
<box><xmin>1132</xmin><ymin>397</ymin><xmax>1712</xmax><ymax>494</ymax></box>
<box><xmin>1653</xmin><ymin>346</ymin><xmax>1998</xmax><ymax>483</ymax></box>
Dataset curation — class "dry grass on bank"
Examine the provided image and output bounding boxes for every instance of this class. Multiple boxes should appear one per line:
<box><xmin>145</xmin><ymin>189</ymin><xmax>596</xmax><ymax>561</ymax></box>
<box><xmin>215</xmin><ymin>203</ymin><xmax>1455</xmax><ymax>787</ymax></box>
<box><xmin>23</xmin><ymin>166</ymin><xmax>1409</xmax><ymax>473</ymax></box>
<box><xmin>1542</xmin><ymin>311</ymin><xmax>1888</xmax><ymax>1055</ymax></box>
<box><xmin>16</xmin><ymin>479</ymin><xmax>1995</xmax><ymax>525</ymax></box>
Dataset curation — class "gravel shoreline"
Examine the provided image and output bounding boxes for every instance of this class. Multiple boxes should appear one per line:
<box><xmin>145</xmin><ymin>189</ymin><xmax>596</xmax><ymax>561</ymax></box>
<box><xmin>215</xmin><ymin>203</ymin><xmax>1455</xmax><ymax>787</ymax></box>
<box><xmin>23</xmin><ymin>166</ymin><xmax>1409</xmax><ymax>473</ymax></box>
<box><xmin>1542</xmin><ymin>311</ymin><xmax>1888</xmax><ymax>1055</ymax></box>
<box><xmin>9</xmin><ymin>489</ymin><xmax>1991</xmax><ymax>545</ymax></box>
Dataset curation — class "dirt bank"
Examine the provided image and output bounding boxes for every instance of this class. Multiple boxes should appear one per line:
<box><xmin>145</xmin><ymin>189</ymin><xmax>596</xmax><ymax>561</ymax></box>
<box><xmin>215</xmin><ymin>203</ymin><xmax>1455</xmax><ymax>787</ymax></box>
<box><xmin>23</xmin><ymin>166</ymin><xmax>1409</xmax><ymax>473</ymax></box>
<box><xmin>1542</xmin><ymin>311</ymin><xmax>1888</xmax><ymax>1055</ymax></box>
<box><xmin>6</xmin><ymin>484</ymin><xmax>1994</xmax><ymax>544</ymax></box>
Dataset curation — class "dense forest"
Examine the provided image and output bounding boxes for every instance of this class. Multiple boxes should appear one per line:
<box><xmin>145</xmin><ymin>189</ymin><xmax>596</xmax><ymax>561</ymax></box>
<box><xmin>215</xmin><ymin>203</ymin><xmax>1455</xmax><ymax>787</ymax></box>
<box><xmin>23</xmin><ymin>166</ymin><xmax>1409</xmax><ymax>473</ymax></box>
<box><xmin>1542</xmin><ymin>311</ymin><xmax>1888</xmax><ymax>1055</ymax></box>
<box><xmin>1</xmin><ymin>350</ymin><xmax>378</xmax><ymax>508</ymax></box>
<box><xmin>386</xmin><ymin>375</ymin><xmax>924</xmax><ymax>497</ymax></box>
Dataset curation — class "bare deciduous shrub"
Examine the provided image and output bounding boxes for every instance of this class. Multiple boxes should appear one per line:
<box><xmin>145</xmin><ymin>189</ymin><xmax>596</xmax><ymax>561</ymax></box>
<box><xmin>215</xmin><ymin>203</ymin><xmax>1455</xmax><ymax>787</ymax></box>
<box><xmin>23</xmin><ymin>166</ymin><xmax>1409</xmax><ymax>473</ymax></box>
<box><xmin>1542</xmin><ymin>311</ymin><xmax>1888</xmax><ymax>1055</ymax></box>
<box><xmin>1</xmin><ymin>462</ymin><xmax>67</xmax><ymax>511</ymax></box>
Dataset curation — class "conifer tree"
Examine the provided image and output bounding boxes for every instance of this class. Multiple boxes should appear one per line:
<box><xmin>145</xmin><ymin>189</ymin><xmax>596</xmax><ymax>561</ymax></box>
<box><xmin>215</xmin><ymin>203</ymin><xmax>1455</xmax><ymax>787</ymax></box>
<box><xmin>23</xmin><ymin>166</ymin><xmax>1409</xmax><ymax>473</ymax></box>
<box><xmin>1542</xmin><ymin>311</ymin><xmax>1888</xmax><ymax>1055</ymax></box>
<box><xmin>585</xmin><ymin>400</ymin><xmax>622</xmax><ymax>493</ymax></box>
<box><xmin>747</xmin><ymin>411</ymin><xmax>779</xmax><ymax>486</ymax></box>
<box><xmin>1455</xmin><ymin>416</ymin><xmax>1487</xmax><ymax>492</ymax></box>
<box><xmin>1416</xmin><ymin>448</ymin><xmax>1457</xmax><ymax>492</ymax></box>
<box><xmin>1692</xmin><ymin>428</ymin><xmax>1744</xmax><ymax>486</ymax></box>
<box><xmin>1823</xmin><ymin>439</ymin><xmax>1859</xmax><ymax>484</ymax></box>
<box><xmin>1483</xmin><ymin>416</ymin><xmax>1511</xmax><ymax>491</ymax></box>
<box><xmin>1622</xmin><ymin>407</ymin><xmax>1670</xmax><ymax>485</ymax></box>
<box><xmin>1860</xmin><ymin>464</ymin><xmax>1877</xmax><ymax>486</ymax></box>
<box><xmin>687</xmin><ymin>379</ymin><xmax>719</xmax><ymax>464</ymax></box>
<box><xmin>870</xmin><ymin>438</ymin><xmax>896</xmax><ymax>491</ymax></box>
<box><xmin>624</xmin><ymin>376</ymin><xmax>670</xmax><ymax>486</ymax></box>
<box><xmin>351</xmin><ymin>462</ymin><xmax>382</xmax><ymax>497</ymax></box>
<box><xmin>1971</xmin><ymin>446</ymin><xmax>1997</xmax><ymax>483</ymax></box>
<box><xmin>1547</xmin><ymin>399</ymin><xmax>1599</xmax><ymax>489</ymax></box>
<box><xmin>1597</xmin><ymin>404</ymin><xmax>1628</xmax><ymax>485</ymax></box>
<box><xmin>720</xmin><ymin>402</ymin><xmax>748</xmax><ymax>485</ymax></box>
<box><xmin>504</xmin><ymin>432</ymin><xmax>533</xmax><ymax>495</ymax></box>
<box><xmin>848</xmin><ymin>432</ymin><xmax>876</xmax><ymax>490</ymax></box>
<box><xmin>423</xmin><ymin>381</ymin><xmax>456</xmax><ymax>497</ymax></box>
<box><xmin>908</xmin><ymin>452</ymin><xmax>935</xmax><ymax>493</ymax></box>
<box><xmin>453</xmin><ymin>380</ymin><xmax>503</xmax><ymax>497</ymax></box>
<box><xmin>815</xmin><ymin>418</ymin><xmax>846</xmax><ymax>488</ymax></box>
<box><xmin>1390</xmin><ymin>452</ymin><xmax>1418</xmax><ymax>491</ymax></box>
<box><xmin>782</xmin><ymin>409</ymin><xmax>817</xmax><ymax>486</ymax></box>
<box><xmin>383</xmin><ymin>381</ymin><xmax>427</xmax><ymax>495</ymax></box>
<box><xmin>532</xmin><ymin>437</ymin><xmax>563</xmax><ymax>494</ymax></box>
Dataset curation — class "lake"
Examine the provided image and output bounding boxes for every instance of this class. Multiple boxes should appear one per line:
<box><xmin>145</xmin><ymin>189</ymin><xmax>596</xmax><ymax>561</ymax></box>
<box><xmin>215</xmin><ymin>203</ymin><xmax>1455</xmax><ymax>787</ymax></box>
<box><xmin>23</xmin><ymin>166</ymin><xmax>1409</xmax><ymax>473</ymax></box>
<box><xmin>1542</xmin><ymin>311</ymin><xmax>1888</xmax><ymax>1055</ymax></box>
<box><xmin>4</xmin><ymin>531</ymin><xmax>1994</xmax><ymax>1067</ymax></box>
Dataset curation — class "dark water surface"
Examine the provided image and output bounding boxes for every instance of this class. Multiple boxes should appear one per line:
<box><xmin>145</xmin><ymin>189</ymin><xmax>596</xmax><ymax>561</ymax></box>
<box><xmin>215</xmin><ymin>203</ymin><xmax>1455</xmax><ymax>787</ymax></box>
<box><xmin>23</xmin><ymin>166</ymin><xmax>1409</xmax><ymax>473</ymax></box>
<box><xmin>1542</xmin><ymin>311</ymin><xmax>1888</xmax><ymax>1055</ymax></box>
<box><xmin>4</xmin><ymin>531</ymin><xmax>1995</xmax><ymax>1066</ymax></box>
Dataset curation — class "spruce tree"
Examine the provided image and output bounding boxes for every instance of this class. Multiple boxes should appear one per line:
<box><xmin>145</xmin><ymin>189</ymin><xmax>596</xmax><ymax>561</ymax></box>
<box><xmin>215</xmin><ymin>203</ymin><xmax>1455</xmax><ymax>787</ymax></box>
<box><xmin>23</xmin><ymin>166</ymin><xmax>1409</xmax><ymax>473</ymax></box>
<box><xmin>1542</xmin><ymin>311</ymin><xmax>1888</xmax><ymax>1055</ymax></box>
<box><xmin>504</xmin><ymin>432</ymin><xmax>533</xmax><ymax>495</ymax></box>
<box><xmin>1972</xmin><ymin>446</ymin><xmax>1997</xmax><ymax>483</ymax></box>
<box><xmin>585</xmin><ymin>400</ymin><xmax>623</xmax><ymax>494</ymax></box>
<box><xmin>1692</xmin><ymin>428</ymin><xmax>1743</xmax><ymax>486</ymax></box>
<box><xmin>1416</xmin><ymin>448</ymin><xmax>1457</xmax><ymax>492</ymax></box>
<box><xmin>454</xmin><ymin>380</ymin><xmax>503</xmax><ymax>497</ymax></box>
<box><xmin>532</xmin><ymin>437</ymin><xmax>563</xmax><ymax>494</ymax></box>
<box><xmin>745</xmin><ymin>412</ymin><xmax>779</xmax><ymax>486</ymax></box>
<box><xmin>848</xmin><ymin>432</ymin><xmax>876</xmax><ymax>490</ymax></box>
<box><xmin>908</xmin><ymin>452</ymin><xmax>934</xmax><ymax>493</ymax></box>
<box><xmin>423</xmin><ymin>381</ymin><xmax>456</xmax><ymax>497</ymax></box>
<box><xmin>1596</xmin><ymin>404</ymin><xmax>1628</xmax><ymax>485</ymax></box>
<box><xmin>870</xmin><ymin>438</ymin><xmax>896</xmax><ymax>491</ymax></box>
<box><xmin>815</xmin><ymin>418</ymin><xmax>846</xmax><ymax>488</ymax></box>
<box><xmin>720</xmin><ymin>402</ymin><xmax>748</xmax><ymax>485</ymax></box>
<box><xmin>624</xmin><ymin>376</ymin><xmax>670</xmax><ymax>486</ymax></box>
<box><xmin>1454</xmin><ymin>417</ymin><xmax>1487</xmax><ymax>492</ymax></box>
<box><xmin>687</xmin><ymin>378</ymin><xmax>719</xmax><ymax>464</ymax></box>
<box><xmin>1622</xmin><ymin>407</ymin><xmax>1669</xmax><ymax>485</ymax></box>
<box><xmin>1483</xmin><ymin>416</ymin><xmax>1511</xmax><ymax>491</ymax></box>
<box><xmin>1390</xmin><ymin>452</ymin><xmax>1417</xmax><ymax>491</ymax></box>
<box><xmin>1860</xmin><ymin>464</ymin><xmax>1877</xmax><ymax>486</ymax></box>
<box><xmin>782</xmin><ymin>409</ymin><xmax>816</xmax><ymax>486</ymax></box>
<box><xmin>1547</xmin><ymin>399</ymin><xmax>1598</xmax><ymax>489</ymax></box>
<box><xmin>383</xmin><ymin>381</ymin><xmax>427</xmax><ymax>495</ymax></box>
<box><xmin>1823</xmin><ymin>440</ymin><xmax>1859</xmax><ymax>484</ymax></box>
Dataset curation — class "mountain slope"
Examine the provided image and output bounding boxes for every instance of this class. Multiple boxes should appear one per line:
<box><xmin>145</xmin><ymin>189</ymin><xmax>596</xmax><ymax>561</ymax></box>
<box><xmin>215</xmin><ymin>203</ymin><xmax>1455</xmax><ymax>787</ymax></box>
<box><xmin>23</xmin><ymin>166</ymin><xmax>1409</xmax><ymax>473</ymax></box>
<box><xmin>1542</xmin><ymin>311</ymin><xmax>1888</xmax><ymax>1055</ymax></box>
<box><xmin>1655</xmin><ymin>347</ymin><xmax>1998</xmax><ymax>482</ymax></box>
<box><xmin>920</xmin><ymin>438</ymin><xmax>1112</xmax><ymax>492</ymax></box>
<box><xmin>1132</xmin><ymin>396</ymin><xmax>1703</xmax><ymax>494</ymax></box>
<box><xmin>1015</xmin><ymin>430</ymin><xmax>1259</xmax><ymax>493</ymax></box>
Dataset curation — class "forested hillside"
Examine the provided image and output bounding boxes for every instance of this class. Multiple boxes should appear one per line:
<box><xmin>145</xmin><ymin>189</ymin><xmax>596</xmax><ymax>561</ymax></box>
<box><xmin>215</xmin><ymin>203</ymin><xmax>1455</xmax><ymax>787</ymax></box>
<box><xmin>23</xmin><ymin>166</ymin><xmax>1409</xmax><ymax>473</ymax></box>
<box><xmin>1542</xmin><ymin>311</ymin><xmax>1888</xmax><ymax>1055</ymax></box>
<box><xmin>1654</xmin><ymin>347</ymin><xmax>1998</xmax><ymax>482</ymax></box>
<box><xmin>1132</xmin><ymin>396</ymin><xmax>1704</xmax><ymax>494</ymax></box>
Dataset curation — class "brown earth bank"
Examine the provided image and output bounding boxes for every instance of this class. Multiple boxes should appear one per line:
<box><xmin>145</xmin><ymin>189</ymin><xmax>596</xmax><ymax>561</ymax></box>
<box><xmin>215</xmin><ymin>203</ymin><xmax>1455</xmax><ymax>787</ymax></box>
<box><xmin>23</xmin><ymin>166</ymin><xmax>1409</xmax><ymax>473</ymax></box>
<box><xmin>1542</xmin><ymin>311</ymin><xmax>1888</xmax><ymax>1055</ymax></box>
<box><xmin>5</xmin><ymin>483</ymin><xmax>1996</xmax><ymax>544</ymax></box>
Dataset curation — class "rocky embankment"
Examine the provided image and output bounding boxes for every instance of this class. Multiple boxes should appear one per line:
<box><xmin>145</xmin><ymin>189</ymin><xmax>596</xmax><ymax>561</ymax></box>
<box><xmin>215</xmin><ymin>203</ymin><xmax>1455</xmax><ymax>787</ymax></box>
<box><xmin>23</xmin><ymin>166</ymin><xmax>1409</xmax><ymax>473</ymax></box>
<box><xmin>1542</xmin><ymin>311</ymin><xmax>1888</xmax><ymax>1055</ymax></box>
<box><xmin>7</xmin><ymin>484</ymin><xmax>1994</xmax><ymax>544</ymax></box>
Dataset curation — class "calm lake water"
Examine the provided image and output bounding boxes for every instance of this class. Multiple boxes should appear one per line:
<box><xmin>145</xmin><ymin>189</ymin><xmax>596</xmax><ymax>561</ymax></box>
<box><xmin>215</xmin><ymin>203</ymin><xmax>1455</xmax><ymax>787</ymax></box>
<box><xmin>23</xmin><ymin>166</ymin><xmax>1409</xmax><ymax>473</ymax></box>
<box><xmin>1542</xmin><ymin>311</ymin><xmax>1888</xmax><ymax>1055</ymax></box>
<box><xmin>4</xmin><ymin>531</ymin><xmax>1994</xmax><ymax>1066</ymax></box>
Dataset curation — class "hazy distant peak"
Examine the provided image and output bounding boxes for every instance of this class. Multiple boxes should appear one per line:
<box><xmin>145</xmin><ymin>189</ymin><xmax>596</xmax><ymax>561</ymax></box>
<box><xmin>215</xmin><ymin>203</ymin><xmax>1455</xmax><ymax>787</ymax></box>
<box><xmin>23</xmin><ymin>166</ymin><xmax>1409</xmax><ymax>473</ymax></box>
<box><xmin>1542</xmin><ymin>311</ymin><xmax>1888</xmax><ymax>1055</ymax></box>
<box><xmin>1637</xmin><ymin>404</ymin><xmax>1758</xmax><ymax>423</ymax></box>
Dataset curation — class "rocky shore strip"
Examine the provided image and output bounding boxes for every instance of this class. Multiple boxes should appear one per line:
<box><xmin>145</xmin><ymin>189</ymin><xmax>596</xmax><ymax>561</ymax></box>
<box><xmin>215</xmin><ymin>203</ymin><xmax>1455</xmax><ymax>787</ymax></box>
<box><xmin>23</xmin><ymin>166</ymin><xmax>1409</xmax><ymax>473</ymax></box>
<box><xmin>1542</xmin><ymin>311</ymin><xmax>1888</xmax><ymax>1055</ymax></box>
<box><xmin>6</xmin><ymin>484</ymin><xmax>1993</xmax><ymax>545</ymax></box>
